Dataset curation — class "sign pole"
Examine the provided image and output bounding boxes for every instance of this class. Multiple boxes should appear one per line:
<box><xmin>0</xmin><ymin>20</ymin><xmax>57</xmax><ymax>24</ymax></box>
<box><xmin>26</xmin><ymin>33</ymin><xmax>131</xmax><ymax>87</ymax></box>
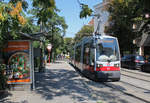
<box><xmin>47</xmin><ymin>44</ymin><xmax>52</xmax><ymax>65</ymax></box>
<box><xmin>49</xmin><ymin>51</ymin><xmax>50</xmax><ymax>63</ymax></box>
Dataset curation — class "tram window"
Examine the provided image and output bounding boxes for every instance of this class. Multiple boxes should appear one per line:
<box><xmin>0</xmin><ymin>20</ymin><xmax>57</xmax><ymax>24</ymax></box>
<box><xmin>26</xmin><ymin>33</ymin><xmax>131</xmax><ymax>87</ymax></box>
<box><xmin>75</xmin><ymin>46</ymin><xmax>81</xmax><ymax>62</ymax></box>
<box><xmin>90</xmin><ymin>48</ymin><xmax>95</xmax><ymax>66</ymax></box>
<box><xmin>83</xmin><ymin>43</ymin><xmax>90</xmax><ymax>65</ymax></box>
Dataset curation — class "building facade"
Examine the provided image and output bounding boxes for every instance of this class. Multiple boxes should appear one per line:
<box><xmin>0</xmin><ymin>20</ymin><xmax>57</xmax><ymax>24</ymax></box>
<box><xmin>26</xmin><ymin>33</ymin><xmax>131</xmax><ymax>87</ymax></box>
<box><xmin>93</xmin><ymin>0</ymin><xmax>110</xmax><ymax>35</ymax></box>
<box><xmin>134</xmin><ymin>23</ymin><xmax>150</xmax><ymax>56</ymax></box>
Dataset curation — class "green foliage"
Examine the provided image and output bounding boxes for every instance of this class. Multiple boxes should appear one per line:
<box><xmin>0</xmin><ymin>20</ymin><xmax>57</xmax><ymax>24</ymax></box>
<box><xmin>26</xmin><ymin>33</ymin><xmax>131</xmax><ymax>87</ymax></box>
<box><xmin>74</xmin><ymin>25</ymin><xmax>94</xmax><ymax>43</ymax></box>
<box><xmin>104</xmin><ymin>0</ymin><xmax>146</xmax><ymax>54</ymax></box>
<box><xmin>0</xmin><ymin>0</ymin><xmax>69</xmax><ymax>64</ymax></box>
<box><xmin>80</xmin><ymin>4</ymin><xmax>93</xmax><ymax>18</ymax></box>
<box><xmin>63</xmin><ymin>37</ymin><xmax>74</xmax><ymax>54</ymax></box>
<box><xmin>33</xmin><ymin>0</ymin><xmax>55</xmax><ymax>8</ymax></box>
<box><xmin>0</xmin><ymin>1</ymin><xmax>30</xmax><ymax>47</ymax></box>
<box><xmin>33</xmin><ymin>41</ymin><xmax>40</xmax><ymax>48</ymax></box>
<box><xmin>9</xmin><ymin>0</ymin><xmax>28</xmax><ymax>11</ymax></box>
<box><xmin>43</xmin><ymin>12</ymin><xmax>68</xmax><ymax>60</ymax></box>
<box><xmin>46</xmin><ymin>13</ymin><xmax>68</xmax><ymax>36</ymax></box>
<box><xmin>20</xmin><ymin>16</ymin><xmax>41</xmax><ymax>34</ymax></box>
<box><xmin>32</xmin><ymin>0</ymin><xmax>56</xmax><ymax>24</ymax></box>
<box><xmin>140</xmin><ymin>0</ymin><xmax>150</xmax><ymax>11</ymax></box>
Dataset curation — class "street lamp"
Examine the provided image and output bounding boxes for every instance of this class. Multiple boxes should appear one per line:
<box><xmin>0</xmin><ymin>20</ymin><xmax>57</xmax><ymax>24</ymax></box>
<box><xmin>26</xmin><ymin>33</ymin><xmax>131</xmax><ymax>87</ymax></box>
<box><xmin>47</xmin><ymin>44</ymin><xmax>52</xmax><ymax>64</ymax></box>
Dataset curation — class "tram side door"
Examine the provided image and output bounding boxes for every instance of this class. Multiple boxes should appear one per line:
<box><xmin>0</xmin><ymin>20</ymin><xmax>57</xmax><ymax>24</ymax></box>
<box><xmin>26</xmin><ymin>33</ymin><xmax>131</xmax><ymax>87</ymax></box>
<box><xmin>83</xmin><ymin>42</ymin><xmax>94</xmax><ymax>72</ymax></box>
<box><xmin>83</xmin><ymin>43</ymin><xmax>90</xmax><ymax>71</ymax></box>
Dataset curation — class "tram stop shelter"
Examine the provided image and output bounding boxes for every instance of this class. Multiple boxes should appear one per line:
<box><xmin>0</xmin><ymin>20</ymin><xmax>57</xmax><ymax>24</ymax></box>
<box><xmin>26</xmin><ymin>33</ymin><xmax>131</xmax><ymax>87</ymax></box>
<box><xmin>1</xmin><ymin>32</ymin><xmax>47</xmax><ymax>91</ymax></box>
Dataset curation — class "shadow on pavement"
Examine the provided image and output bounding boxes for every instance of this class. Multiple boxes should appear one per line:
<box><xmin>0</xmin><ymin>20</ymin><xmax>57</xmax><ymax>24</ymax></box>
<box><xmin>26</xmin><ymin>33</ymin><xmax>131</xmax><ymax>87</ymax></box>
<box><xmin>34</xmin><ymin>64</ymin><xmax>129</xmax><ymax>103</ymax></box>
<box><xmin>83</xmin><ymin>80</ymin><xmax>128</xmax><ymax>103</ymax></box>
<box><xmin>0</xmin><ymin>91</ymin><xmax>15</xmax><ymax>103</ymax></box>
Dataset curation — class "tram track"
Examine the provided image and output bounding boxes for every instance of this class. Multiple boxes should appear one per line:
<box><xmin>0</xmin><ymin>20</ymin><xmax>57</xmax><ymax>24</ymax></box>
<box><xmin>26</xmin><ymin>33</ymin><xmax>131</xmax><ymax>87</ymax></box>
<box><xmin>119</xmin><ymin>74</ymin><xmax>150</xmax><ymax>93</ymax></box>
<box><xmin>121</xmin><ymin>68</ymin><xmax>150</xmax><ymax>77</ymax></box>
<box><xmin>121</xmin><ymin>73</ymin><xmax>150</xmax><ymax>82</ymax></box>
<box><xmin>119</xmin><ymin>80</ymin><xmax>150</xmax><ymax>91</ymax></box>
<box><xmin>104</xmin><ymin>72</ymin><xmax>150</xmax><ymax>103</ymax></box>
<box><xmin>82</xmin><ymin>79</ymin><xmax>150</xmax><ymax>103</ymax></box>
<box><xmin>81</xmin><ymin>76</ymin><xmax>150</xmax><ymax>103</ymax></box>
<box><xmin>81</xmin><ymin>80</ymin><xmax>148</xmax><ymax>103</ymax></box>
<box><xmin>103</xmin><ymin>82</ymin><xmax>150</xmax><ymax>103</ymax></box>
<box><xmin>84</xmin><ymin>76</ymin><xmax>150</xmax><ymax>103</ymax></box>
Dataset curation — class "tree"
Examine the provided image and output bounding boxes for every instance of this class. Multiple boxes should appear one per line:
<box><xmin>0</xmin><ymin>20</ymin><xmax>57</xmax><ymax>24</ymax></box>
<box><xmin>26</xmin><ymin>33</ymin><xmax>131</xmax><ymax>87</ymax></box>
<box><xmin>76</xmin><ymin>0</ymin><xmax>150</xmax><ymax>55</ymax></box>
<box><xmin>103</xmin><ymin>0</ymin><xmax>147</xmax><ymax>55</ymax></box>
<box><xmin>63</xmin><ymin>37</ymin><xmax>74</xmax><ymax>54</ymax></box>
<box><xmin>137</xmin><ymin>0</ymin><xmax>150</xmax><ymax>34</ymax></box>
<box><xmin>28</xmin><ymin>0</ymin><xmax>68</xmax><ymax>61</ymax></box>
<box><xmin>0</xmin><ymin>1</ymin><xmax>29</xmax><ymax>47</ymax></box>
<box><xmin>0</xmin><ymin>0</ymin><xmax>68</xmax><ymax>62</ymax></box>
<box><xmin>32</xmin><ymin>0</ymin><xmax>56</xmax><ymax>24</ymax></box>
<box><xmin>141</xmin><ymin>0</ymin><xmax>150</xmax><ymax>11</ymax></box>
<box><xmin>74</xmin><ymin>25</ymin><xmax>94</xmax><ymax>43</ymax></box>
<box><xmin>44</xmin><ymin>13</ymin><xmax>68</xmax><ymax>61</ymax></box>
<box><xmin>77</xmin><ymin>0</ymin><xmax>93</xmax><ymax>18</ymax></box>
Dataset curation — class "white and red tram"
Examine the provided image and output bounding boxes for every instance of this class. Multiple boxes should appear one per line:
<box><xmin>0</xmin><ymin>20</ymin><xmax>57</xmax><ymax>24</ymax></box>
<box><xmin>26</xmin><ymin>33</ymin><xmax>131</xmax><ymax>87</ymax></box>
<box><xmin>71</xmin><ymin>34</ymin><xmax>121</xmax><ymax>82</ymax></box>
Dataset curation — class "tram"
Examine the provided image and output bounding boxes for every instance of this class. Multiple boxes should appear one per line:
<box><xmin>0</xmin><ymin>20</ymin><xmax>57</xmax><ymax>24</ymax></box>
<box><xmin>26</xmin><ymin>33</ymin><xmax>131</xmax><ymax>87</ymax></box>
<box><xmin>71</xmin><ymin>34</ymin><xmax>121</xmax><ymax>82</ymax></box>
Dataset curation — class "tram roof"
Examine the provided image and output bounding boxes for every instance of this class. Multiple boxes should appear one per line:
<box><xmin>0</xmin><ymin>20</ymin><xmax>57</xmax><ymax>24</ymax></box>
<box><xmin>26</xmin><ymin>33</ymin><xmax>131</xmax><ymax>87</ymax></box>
<box><xmin>74</xmin><ymin>35</ymin><xmax>117</xmax><ymax>47</ymax></box>
<box><xmin>99</xmin><ymin>35</ymin><xmax>117</xmax><ymax>39</ymax></box>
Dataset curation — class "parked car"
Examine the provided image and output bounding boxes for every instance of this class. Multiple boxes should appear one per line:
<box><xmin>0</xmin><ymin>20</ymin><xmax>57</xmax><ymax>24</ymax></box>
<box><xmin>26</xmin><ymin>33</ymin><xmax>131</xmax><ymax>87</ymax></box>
<box><xmin>141</xmin><ymin>57</ymin><xmax>150</xmax><ymax>72</ymax></box>
<box><xmin>121</xmin><ymin>55</ymin><xmax>145</xmax><ymax>69</ymax></box>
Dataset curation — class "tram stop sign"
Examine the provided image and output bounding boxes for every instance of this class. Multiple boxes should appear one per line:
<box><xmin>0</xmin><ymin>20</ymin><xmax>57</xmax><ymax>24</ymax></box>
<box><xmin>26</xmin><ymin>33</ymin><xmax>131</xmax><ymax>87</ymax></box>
<box><xmin>47</xmin><ymin>44</ymin><xmax>52</xmax><ymax>51</ymax></box>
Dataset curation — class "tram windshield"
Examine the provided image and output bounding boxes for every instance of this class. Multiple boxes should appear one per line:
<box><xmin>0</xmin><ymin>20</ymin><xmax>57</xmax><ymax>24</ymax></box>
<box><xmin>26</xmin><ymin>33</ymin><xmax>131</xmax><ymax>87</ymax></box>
<box><xmin>96</xmin><ymin>38</ymin><xmax>120</xmax><ymax>62</ymax></box>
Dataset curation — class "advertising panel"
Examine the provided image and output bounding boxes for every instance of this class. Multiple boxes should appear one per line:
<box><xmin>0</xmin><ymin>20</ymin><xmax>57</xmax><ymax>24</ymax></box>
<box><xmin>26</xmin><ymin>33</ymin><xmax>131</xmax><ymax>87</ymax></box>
<box><xmin>3</xmin><ymin>41</ymin><xmax>32</xmax><ymax>84</ymax></box>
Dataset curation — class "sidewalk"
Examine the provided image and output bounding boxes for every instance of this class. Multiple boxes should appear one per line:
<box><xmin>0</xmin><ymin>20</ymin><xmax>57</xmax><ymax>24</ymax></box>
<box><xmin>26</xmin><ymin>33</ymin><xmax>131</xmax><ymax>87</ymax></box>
<box><xmin>0</xmin><ymin>61</ymin><xmax>97</xmax><ymax>103</ymax></box>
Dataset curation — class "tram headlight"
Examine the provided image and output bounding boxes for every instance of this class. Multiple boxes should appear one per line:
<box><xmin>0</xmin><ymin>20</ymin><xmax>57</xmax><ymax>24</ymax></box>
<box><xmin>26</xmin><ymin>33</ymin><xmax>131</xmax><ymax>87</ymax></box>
<box><xmin>97</xmin><ymin>64</ymin><xmax>103</xmax><ymax>68</ymax></box>
<box><xmin>114</xmin><ymin>63</ymin><xmax>120</xmax><ymax>68</ymax></box>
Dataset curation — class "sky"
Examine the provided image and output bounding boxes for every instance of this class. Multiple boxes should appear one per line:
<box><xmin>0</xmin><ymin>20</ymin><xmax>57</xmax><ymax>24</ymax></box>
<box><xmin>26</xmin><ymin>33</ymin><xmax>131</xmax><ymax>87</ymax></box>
<box><xmin>55</xmin><ymin>0</ymin><xmax>102</xmax><ymax>37</ymax></box>
<box><xmin>4</xmin><ymin>0</ymin><xmax>102</xmax><ymax>38</ymax></box>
